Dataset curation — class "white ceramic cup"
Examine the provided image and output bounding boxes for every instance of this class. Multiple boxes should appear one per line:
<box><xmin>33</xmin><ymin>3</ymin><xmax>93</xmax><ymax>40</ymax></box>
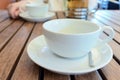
<box><xmin>43</xmin><ymin>19</ymin><xmax>115</xmax><ymax>59</ymax></box>
<box><xmin>20</xmin><ymin>3</ymin><xmax>48</xmax><ymax>17</ymax></box>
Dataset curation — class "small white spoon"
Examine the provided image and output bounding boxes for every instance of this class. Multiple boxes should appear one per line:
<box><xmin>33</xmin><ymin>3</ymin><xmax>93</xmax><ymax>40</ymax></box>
<box><xmin>88</xmin><ymin>51</ymin><xmax>95</xmax><ymax>67</ymax></box>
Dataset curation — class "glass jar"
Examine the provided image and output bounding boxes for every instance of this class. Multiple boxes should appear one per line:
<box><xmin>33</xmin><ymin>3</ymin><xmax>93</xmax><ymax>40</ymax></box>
<box><xmin>65</xmin><ymin>0</ymin><xmax>98</xmax><ymax>19</ymax></box>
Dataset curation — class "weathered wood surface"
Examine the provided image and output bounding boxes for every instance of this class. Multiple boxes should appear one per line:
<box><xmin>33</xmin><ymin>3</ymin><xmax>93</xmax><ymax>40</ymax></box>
<box><xmin>0</xmin><ymin>10</ymin><xmax>119</xmax><ymax>80</ymax></box>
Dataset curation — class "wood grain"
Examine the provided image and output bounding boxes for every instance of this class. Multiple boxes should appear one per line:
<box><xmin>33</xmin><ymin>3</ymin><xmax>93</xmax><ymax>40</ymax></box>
<box><xmin>0</xmin><ymin>10</ymin><xmax>120</xmax><ymax>80</ymax></box>
<box><xmin>89</xmin><ymin>17</ymin><xmax>120</xmax><ymax>61</ymax></box>
<box><xmin>93</xmin><ymin>13</ymin><xmax>120</xmax><ymax>33</ymax></box>
<box><xmin>11</xmin><ymin>22</ymin><xmax>41</xmax><ymax>80</ymax></box>
<box><xmin>0</xmin><ymin>10</ymin><xmax>9</xmax><ymax>22</ymax></box>
<box><xmin>11</xmin><ymin>14</ymin><xmax>57</xmax><ymax>80</ymax></box>
<box><xmin>0</xmin><ymin>22</ymin><xmax>34</xmax><ymax>80</ymax></box>
<box><xmin>100</xmin><ymin>59</ymin><xmax>120</xmax><ymax>80</ymax></box>
<box><xmin>44</xmin><ymin>70</ymin><xmax>70</xmax><ymax>80</ymax></box>
<box><xmin>75</xmin><ymin>71</ymin><xmax>102</xmax><ymax>80</ymax></box>
<box><xmin>0</xmin><ymin>20</ymin><xmax>24</xmax><ymax>51</ymax></box>
<box><xmin>95</xmin><ymin>11</ymin><xmax>120</xmax><ymax>26</ymax></box>
<box><xmin>89</xmin><ymin>14</ymin><xmax>120</xmax><ymax>80</ymax></box>
<box><xmin>0</xmin><ymin>18</ymin><xmax>14</xmax><ymax>33</ymax></box>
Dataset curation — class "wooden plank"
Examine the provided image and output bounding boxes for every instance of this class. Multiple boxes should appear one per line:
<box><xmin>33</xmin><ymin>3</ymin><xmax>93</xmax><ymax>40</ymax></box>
<box><xmin>93</xmin><ymin>13</ymin><xmax>120</xmax><ymax>33</ymax></box>
<box><xmin>100</xmin><ymin>31</ymin><xmax>120</xmax><ymax>63</ymax></box>
<box><xmin>103</xmin><ymin>10</ymin><xmax>120</xmax><ymax>18</ymax></box>
<box><xmin>108</xmin><ymin>40</ymin><xmax>120</xmax><ymax>62</ymax></box>
<box><xmin>90</xmin><ymin>14</ymin><xmax>120</xmax><ymax>80</ymax></box>
<box><xmin>75</xmin><ymin>71</ymin><xmax>102</xmax><ymax>80</ymax></box>
<box><xmin>44</xmin><ymin>70</ymin><xmax>70</xmax><ymax>80</ymax></box>
<box><xmin>11</xmin><ymin>23</ymin><xmax>42</xmax><ymax>80</ymax></box>
<box><xmin>96</xmin><ymin>11</ymin><xmax>120</xmax><ymax>26</ymax></box>
<box><xmin>92</xmin><ymin>14</ymin><xmax>120</xmax><ymax>44</ymax></box>
<box><xmin>0</xmin><ymin>18</ymin><xmax>14</xmax><ymax>33</ymax></box>
<box><xmin>95</xmin><ymin>11</ymin><xmax>120</xmax><ymax>26</ymax></box>
<box><xmin>0</xmin><ymin>22</ymin><xmax>34</xmax><ymax>80</ymax></box>
<box><xmin>0</xmin><ymin>10</ymin><xmax>9</xmax><ymax>22</ymax></box>
<box><xmin>101</xmin><ymin>31</ymin><xmax>120</xmax><ymax>63</ymax></box>
<box><xmin>0</xmin><ymin>10</ymin><xmax>8</xmax><ymax>16</ymax></box>
<box><xmin>100</xmin><ymin>59</ymin><xmax>120</xmax><ymax>80</ymax></box>
<box><xmin>97</xmin><ymin>33</ymin><xmax>120</xmax><ymax>80</ymax></box>
<box><xmin>0</xmin><ymin>20</ymin><xmax>24</xmax><ymax>51</ymax></box>
<box><xmin>11</xmin><ymin>15</ymin><xmax>57</xmax><ymax>80</ymax></box>
<box><xmin>115</xmin><ymin>10</ymin><xmax>120</xmax><ymax>14</ymax></box>
<box><xmin>96</xmin><ymin>10</ymin><xmax>120</xmax><ymax>21</ymax></box>
<box><xmin>89</xmin><ymin>18</ymin><xmax>120</xmax><ymax>61</ymax></box>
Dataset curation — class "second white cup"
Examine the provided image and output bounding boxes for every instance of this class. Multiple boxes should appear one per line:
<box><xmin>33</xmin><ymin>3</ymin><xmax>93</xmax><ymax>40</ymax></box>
<box><xmin>21</xmin><ymin>3</ymin><xmax>49</xmax><ymax>17</ymax></box>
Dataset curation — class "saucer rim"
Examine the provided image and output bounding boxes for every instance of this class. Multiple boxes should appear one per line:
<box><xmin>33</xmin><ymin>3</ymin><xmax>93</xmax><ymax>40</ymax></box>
<box><xmin>19</xmin><ymin>11</ymin><xmax>55</xmax><ymax>22</ymax></box>
<box><xmin>27</xmin><ymin>35</ymin><xmax>113</xmax><ymax>75</ymax></box>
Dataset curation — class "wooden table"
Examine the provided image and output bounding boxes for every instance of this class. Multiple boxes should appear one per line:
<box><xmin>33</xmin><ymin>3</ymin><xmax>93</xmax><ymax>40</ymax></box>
<box><xmin>0</xmin><ymin>10</ymin><xmax>120</xmax><ymax>80</ymax></box>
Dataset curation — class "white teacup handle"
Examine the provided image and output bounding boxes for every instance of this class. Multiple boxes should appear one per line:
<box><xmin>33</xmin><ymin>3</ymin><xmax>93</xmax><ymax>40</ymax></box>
<box><xmin>101</xmin><ymin>26</ymin><xmax>115</xmax><ymax>43</ymax></box>
<box><xmin>94</xmin><ymin>26</ymin><xmax>115</xmax><ymax>53</ymax></box>
<box><xmin>97</xmin><ymin>26</ymin><xmax>115</xmax><ymax>47</ymax></box>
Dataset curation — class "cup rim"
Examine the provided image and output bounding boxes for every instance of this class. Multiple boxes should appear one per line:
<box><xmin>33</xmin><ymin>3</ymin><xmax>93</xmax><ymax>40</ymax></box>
<box><xmin>26</xmin><ymin>3</ymin><xmax>48</xmax><ymax>7</ymax></box>
<box><xmin>43</xmin><ymin>19</ymin><xmax>101</xmax><ymax>36</ymax></box>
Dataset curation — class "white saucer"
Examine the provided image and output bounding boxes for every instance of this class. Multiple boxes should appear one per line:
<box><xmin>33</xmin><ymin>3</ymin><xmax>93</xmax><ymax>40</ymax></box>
<box><xmin>27</xmin><ymin>35</ymin><xmax>113</xmax><ymax>75</ymax></box>
<box><xmin>19</xmin><ymin>12</ymin><xmax>55</xmax><ymax>22</ymax></box>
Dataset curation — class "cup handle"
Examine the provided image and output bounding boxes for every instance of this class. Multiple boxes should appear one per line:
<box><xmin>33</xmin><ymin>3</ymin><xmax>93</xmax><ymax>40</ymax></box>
<box><xmin>93</xmin><ymin>26</ymin><xmax>114</xmax><ymax>53</ymax></box>
<box><xmin>96</xmin><ymin>26</ymin><xmax>115</xmax><ymax>47</ymax></box>
<box><xmin>101</xmin><ymin>26</ymin><xmax>115</xmax><ymax>43</ymax></box>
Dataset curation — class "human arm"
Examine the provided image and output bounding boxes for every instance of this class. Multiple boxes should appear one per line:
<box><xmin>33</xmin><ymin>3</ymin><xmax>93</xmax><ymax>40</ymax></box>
<box><xmin>7</xmin><ymin>0</ymin><xmax>33</xmax><ymax>19</ymax></box>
